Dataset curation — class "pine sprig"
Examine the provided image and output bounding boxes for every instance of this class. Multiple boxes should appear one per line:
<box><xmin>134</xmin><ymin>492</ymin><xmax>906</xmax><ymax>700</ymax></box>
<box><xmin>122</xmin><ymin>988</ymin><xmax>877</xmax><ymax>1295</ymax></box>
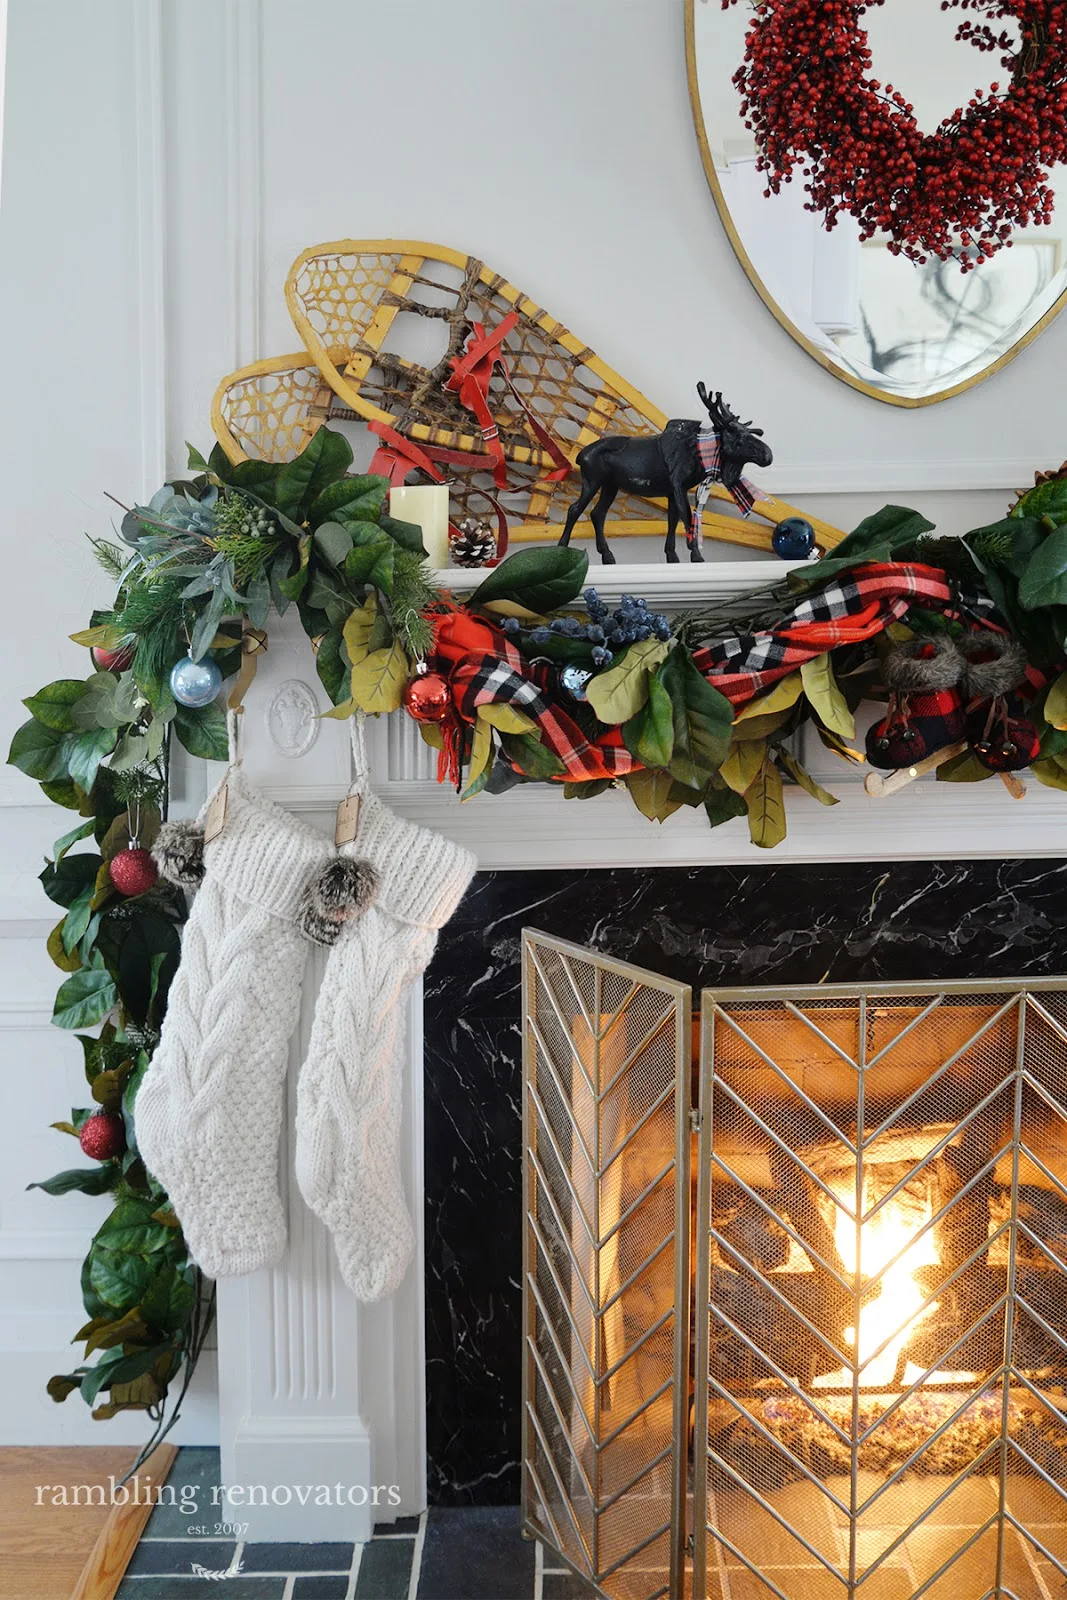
<box><xmin>389</xmin><ymin>550</ymin><xmax>439</xmax><ymax>659</ymax></box>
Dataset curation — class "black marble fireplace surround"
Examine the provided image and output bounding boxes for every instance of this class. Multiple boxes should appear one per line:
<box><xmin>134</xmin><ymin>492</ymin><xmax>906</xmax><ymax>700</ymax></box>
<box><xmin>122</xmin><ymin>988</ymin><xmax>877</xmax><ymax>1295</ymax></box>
<box><xmin>422</xmin><ymin>858</ymin><xmax>1067</xmax><ymax>1506</ymax></box>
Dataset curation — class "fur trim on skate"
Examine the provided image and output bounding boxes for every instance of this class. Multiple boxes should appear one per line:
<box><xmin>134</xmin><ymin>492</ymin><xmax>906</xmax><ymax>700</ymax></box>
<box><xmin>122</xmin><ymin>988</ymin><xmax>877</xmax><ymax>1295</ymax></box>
<box><xmin>960</xmin><ymin>634</ymin><xmax>1028</xmax><ymax>699</ymax></box>
<box><xmin>884</xmin><ymin>638</ymin><xmax>963</xmax><ymax>692</ymax></box>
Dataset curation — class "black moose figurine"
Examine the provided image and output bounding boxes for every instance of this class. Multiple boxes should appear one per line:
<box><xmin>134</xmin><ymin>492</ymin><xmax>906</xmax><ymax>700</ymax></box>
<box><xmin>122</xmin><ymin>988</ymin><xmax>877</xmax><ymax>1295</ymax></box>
<box><xmin>557</xmin><ymin>384</ymin><xmax>773</xmax><ymax>564</ymax></box>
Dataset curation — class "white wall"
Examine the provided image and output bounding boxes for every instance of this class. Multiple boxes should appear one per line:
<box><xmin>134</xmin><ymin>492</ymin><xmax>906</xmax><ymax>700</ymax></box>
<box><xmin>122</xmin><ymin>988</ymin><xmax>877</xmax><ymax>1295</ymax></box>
<box><xmin>0</xmin><ymin>0</ymin><xmax>1061</xmax><ymax>1446</ymax></box>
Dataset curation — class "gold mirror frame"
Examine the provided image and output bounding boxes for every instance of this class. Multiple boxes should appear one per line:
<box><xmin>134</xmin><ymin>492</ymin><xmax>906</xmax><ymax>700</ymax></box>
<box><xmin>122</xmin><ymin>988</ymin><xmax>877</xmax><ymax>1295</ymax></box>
<box><xmin>684</xmin><ymin>0</ymin><xmax>1067</xmax><ymax>408</ymax></box>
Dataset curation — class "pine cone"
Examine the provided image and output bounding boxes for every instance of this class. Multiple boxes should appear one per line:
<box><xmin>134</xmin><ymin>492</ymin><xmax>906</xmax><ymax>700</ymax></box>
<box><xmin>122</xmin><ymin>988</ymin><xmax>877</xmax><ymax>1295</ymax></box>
<box><xmin>449</xmin><ymin>517</ymin><xmax>497</xmax><ymax>568</ymax></box>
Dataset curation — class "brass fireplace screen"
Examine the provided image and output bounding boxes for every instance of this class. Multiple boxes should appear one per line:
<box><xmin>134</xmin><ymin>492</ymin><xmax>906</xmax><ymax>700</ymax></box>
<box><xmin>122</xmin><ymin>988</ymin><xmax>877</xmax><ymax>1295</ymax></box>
<box><xmin>521</xmin><ymin>931</ymin><xmax>1067</xmax><ymax>1600</ymax></box>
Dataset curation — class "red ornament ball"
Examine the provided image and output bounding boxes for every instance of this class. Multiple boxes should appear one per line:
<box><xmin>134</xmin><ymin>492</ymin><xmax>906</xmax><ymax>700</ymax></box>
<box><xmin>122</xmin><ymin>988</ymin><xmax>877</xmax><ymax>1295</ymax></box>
<box><xmin>402</xmin><ymin>670</ymin><xmax>451</xmax><ymax>724</ymax></box>
<box><xmin>91</xmin><ymin>642</ymin><xmax>134</xmax><ymax>673</ymax></box>
<box><xmin>109</xmin><ymin>846</ymin><xmax>158</xmax><ymax>897</ymax></box>
<box><xmin>79</xmin><ymin>1111</ymin><xmax>126</xmax><ymax>1162</ymax></box>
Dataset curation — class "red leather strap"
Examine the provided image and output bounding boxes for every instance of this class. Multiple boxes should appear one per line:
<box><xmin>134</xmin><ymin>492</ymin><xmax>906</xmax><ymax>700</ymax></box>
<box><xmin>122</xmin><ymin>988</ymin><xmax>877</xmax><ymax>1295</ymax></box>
<box><xmin>445</xmin><ymin>317</ymin><xmax>517</xmax><ymax>489</ymax></box>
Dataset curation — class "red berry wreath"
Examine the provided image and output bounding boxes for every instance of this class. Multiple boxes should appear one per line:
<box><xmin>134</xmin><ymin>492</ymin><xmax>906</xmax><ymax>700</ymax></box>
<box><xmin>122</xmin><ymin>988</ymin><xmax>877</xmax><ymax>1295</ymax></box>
<box><xmin>725</xmin><ymin>0</ymin><xmax>1067</xmax><ymax>268</ymax></box>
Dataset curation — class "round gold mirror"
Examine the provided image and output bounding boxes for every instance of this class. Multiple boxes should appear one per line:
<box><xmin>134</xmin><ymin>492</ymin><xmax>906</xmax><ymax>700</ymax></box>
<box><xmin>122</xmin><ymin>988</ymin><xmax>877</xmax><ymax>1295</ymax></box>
<box><xmin>686</xmin><ymin>0</ymin><xmax>1067</xmax><ymax>406</ymax></box>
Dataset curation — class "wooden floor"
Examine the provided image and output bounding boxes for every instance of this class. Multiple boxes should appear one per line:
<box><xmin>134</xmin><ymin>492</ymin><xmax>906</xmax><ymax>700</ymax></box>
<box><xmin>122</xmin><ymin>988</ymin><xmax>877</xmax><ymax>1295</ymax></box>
<box><xmin>0</xmin><ymin>1446</ymin><xmax>174</xmax><ymax>1600</ymax></box>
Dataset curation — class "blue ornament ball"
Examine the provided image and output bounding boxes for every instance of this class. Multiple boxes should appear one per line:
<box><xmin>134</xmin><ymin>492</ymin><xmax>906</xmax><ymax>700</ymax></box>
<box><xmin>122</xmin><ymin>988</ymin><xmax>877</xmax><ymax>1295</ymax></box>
<box><xmin>170</xmin><ymin>655</ymin><xmax>223</xmax><ymax>708</ymax></box>
<box><xmin>560</xmin><ymin>664</ymin><xmax>592</xmax><ymax>702</ymax></box>
<box><xmin>772</xmin><ymin>517</ymin><xmax>817</xmax><ymax>561</ymax></box>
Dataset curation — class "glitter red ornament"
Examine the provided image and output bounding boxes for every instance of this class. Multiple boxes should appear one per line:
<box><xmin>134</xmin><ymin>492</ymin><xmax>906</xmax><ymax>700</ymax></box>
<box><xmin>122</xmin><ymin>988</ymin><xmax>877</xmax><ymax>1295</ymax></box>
<box><xmin>402</xmin><ymin>668</ymin><xmax>451</xmax><ymax>723</ymax></box>
<box><xmin>725</xmin><ymin>0</ymin><xmax>1067</xmax><ymax>267</ymax></box>
<box><xmin>109</xmin><ymin>846</ymin><xmax>159</xmax><ymax>897</ymax></box>
<box><xmin>79</xmin><ymin>1111</ymin><xmax>126</xmax><ymax>1161</ymax></box>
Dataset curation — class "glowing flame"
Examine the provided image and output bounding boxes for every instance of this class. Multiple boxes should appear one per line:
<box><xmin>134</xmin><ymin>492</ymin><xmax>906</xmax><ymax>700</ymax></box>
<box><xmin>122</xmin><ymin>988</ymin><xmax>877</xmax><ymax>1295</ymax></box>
<box><xmin>829</xmin><ymin>1182</ymin><xmax>939</xmax><ymax>1389</ymax></box>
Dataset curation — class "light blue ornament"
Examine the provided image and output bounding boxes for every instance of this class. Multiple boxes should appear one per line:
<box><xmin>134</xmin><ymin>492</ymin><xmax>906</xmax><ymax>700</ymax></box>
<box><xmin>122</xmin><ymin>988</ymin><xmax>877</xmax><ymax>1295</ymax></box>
<box><xmin>170</xmin><ymin>655</ymin><xmax>222</xmax><ymax>708</ymax></box>
<box><xmin>561</xmin><ymin>664</ymin><xmax>592</xmax><ymax>701</ymax></box>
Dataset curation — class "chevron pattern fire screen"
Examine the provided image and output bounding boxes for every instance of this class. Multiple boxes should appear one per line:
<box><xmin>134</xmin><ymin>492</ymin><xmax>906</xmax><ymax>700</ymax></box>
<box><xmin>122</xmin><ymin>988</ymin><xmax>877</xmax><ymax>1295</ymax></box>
<box><xmin>521</xmin><ymin>934</ymin><xmax>1067</xmax><ymax>1600</ymax></box>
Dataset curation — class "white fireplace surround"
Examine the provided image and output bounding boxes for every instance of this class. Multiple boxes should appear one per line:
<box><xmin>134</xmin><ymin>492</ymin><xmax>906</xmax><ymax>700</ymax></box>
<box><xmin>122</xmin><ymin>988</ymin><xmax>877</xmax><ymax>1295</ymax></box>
<box><xmin>163</xmin><ymin>560</ymin><xmax>1066</xmax><ymax>1543</ymax></box>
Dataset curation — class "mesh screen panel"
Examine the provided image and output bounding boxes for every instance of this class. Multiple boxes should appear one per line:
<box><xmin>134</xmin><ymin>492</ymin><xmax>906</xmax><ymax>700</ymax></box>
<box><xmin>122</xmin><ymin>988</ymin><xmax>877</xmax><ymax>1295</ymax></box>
<box><xmin>694</xmin><ymin>983</ymin><xmax>1067</xmax><ymax>1600</ymax></box>
<box><xmin>522</xmin><ymin>931</ymin><xmax>691</xmax><ymax>1600</ymax></box>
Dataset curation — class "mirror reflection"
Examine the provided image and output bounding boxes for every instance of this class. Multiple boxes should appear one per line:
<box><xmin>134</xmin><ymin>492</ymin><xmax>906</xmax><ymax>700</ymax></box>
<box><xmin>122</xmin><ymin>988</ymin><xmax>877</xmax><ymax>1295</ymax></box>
<box><xmin>689</xmin><ymin>0</ymin><xmax>1067</xmax><ymax>403</ymax></box>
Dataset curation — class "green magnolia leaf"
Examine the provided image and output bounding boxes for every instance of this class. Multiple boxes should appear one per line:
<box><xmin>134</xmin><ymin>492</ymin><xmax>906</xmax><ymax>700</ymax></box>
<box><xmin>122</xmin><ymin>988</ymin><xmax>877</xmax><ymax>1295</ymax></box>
<box><xmin>53</xmin><ymin>818</ymin><xmax>96</xmax><ymax>862</ymax></box>
<box><xmin>40</xmin><ymin>778</ymin><xmax>84</xmax><ymax>809</ymax></box>
<box><xmin>62</xmin><ymin>886</ymin><xmax>95</xmax><ymax>954</ymax></box>
<box><xmin>140</xmin><ymin>1266</ymin><xmax>195</xmax><ymax>1333</ymax></box>
<box><xmin>745</xmin><ymin>758</ymin><xmax>787</xmax><ymax>848</ymax></box>
<box><xmin>23</xmin><ymin>680</ymin><xmax>90</xmax><ymax>732</ymax></box>
<box><xmin>186</xmin><ymin>441</ymin><xmax>210</xmax><ymax>472</ymax></box>
<box><xmin>66</xmin><ymin>727</ymin><xmax>117</xmax><ymax>793</ymax></box>
<box><xmin>376</xmin><ymin>512</ymin><xmax>428</xmax><ymax>556</ymax></box>
<box><xmin>966</xmin><ymin>515</ymin><xmax>1046</xmax><ymax>579</ymax></box>
<box><xmin>1043</xmin><ymin>671</ymin><xmax>1067</xmax><ymax>731</ymax></box>
<box><xmin>625</xmin><ymin>768</ymin><xmax>681</xmax><ymax>822</ymax></box>
<box><xmin>586</xmin><ymin>638</ymin><xmax>669</xmax><ymax>724</ymax></box>
<box><xmin>273</xmin><ymin>428</ymin><xmax>354</xmax><ymax>520</ymax></box>
<box><xmin>173</xmin><ymin>702</ymin><xmax>228</xmax><ymax>761</ymax></box>
<box><xmin>52</xmin><ymin>963</ymin><xmax>118</xmax><ymax>1030</ymax></box>
<box><xmin>309</xmin><ymin>473</ymin><xmax>389</xmax><ymax>528</ymax></box>
<box><xmin>88</xmin><ymin>1249</ymin><xmax>158</xmax><ymax>1313</ymax></box>
<box><xmin>41</xmin><ymin>852</ymin><xmax>102</xmax><ymax>909</ymax></box>
<box><xmin>305</xmin><ymin>563</ymin><xmax>360</xmax><ymax>626</ymax></box>
<box><xmin>28</xmin><ymin>1165</ymin><xmax>117</xmax><ymax>1196</ymax></box>
<box><xmin>47</xmin><ymin>919</ymin><xmax>82</xmax><ymax>973</ymax></box>
<box><xmin>1019</xmin><ymin>526</ymin><xmax>1067</xmax><ymax>610</ymax></box>
<box><xmin>791</xmin><ymin>505</ymin><xmax>934</xmax><ymax>591</ymax></box>
<box><xmin>276</xmin><ymin>532</ymin><xmax>312</xmax><ymax>602</ymax></box>
<box><xmin>660</xmin><ymin>647</ymin><xmax>733</xmax><ymax>789</ymax></box>
<box><xmin>472</xmin><ymin>547</ymin><xmax>588</xmax><ymax>613</ymax></box>
<box><xmin>314</xmin><ymin>521</ymin><xmax>354</xmax><ymax>567</ymax></box>
<box><xmin>704</xmin><ymin>784</ymin><xmax>748</xmax><ymax>829</ymax></box>
<box><xmin>622</xmin><ymin>670</ymin><xmax>674</xmax><ymax>768</ymax></box>
<box><xmin>498</xmin><ymin>731</ymin><xmax>567</xmax><ymax>780</ymax></box>
<box><xmin>800</xmin><ymin>654</ymin><xmax>855</xmax><ymax>739</ymax></box>
<box><xmin>314</xmin><ymin>629</ymin><xmax>349</xmax><ymax>705</ymax></box>
<box><xmin>8</xmin><ymin>718</ymin><xmax>72</xmax><ymax>781</ymax></box>
<box><xmin>1013</xmin><ymin>475</ymin><xmax>1067</xmax><ymax>525</ymax></box>
<box><xmin>116</xmin><ymin>914</ymin><xmax>181</xmax><ymax>1025</ymax></box>
<box><xmin>344</xmin><ymin>531</ymin><xmax>396</xmax><ymax>592</ymax></box>
<box><xmin>777</xmin><ymin>748</ymin><xmax>839</xmax><ymax>806</ymax></box>
<box><xmin>563</xmin><ymin>778</ymin><xmax>613</xmax><ymax>800</ymax></box>
<box><xmin>81</xmin><ymin>1307</ymin><xmax>153</xmax><ymax>1356</ymax></box>
<box><xmin>95</xmin><ymin>1199</ymin><xmax>176</xmax><ymax>1256</ymax></box>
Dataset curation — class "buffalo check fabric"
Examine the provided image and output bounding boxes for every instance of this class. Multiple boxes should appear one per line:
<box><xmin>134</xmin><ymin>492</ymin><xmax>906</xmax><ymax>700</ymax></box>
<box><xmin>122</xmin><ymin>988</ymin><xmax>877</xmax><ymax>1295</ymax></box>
<box><xmin>692</xmin><ymin>429</ymin><xmax>769</xmax><ymax>537</ymax></box>
<box><xmin>693</xmin><ymin>563</ymin><xmax>997</xmax><ymax>706</ymax></box>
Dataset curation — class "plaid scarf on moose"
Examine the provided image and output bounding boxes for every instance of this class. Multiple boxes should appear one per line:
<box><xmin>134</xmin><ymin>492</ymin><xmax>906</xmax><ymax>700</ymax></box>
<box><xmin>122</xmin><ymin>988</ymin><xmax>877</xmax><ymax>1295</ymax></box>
<box><xmin>692</xmin><ymin>429</ymin><xmax>769</xmax><ymax>540</ymax></box>
<box><xmin>430</xmin><ymin>565</ymin><xmax>998</xmax><ymax>782</ymax></box>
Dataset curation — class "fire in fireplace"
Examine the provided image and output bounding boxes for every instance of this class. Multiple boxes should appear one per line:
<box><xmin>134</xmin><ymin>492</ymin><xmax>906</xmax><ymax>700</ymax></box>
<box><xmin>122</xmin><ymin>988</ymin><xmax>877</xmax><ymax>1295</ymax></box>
<box><xmin>521</xmin><ymin>933</ymin><xmax>1067</xmax><ymax>1600</ymax></box>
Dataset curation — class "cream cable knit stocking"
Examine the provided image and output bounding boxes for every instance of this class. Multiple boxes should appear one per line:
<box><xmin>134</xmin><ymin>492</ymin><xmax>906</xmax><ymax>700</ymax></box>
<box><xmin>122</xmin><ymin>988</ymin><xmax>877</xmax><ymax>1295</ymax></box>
<box><xmin>137</xmin><ymin>765</ymin><xmax>335</xmax><ymax>1277</ymax></box>
<box><xmin>295</xmin><ymin>789</ymin><xmax>476</xmax><ymax>1302</ymax></box>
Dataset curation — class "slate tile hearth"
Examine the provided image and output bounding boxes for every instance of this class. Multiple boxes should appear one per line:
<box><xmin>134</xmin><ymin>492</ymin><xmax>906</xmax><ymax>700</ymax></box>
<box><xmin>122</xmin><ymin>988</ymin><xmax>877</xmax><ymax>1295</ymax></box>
<box><xmin>423</xmin><ymin>859</ymin><xmax>1067</xmax><ymax>1504</ymax></box>
<box><xmin>119</xmin><ymin>1449</ymin><xmax>569</xmax><ymax>1599</ymax></box>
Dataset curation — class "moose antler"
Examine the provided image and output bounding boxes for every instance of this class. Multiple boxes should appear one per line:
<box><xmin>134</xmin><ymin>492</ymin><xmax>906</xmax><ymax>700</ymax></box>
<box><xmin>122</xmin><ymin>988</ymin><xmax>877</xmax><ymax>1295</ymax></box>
<box><xmin>698</xmin><ymin>384</ymin><xmax>763</xmax><ymax>437</ymax></box>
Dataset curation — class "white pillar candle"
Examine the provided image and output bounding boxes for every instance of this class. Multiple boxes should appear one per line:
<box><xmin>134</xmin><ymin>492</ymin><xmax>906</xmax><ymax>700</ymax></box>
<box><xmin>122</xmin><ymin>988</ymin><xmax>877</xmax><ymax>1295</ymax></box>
<box><xmin>389</xmin><ymin>484</ymin><xmax>450</xmax><ymax>570</ymax></box>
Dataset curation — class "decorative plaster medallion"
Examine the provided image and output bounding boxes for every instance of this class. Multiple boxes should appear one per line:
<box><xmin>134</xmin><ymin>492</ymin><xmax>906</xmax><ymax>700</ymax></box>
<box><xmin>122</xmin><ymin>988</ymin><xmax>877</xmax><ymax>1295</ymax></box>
<box><xmin>265</xmin><ymin>679</ymin><xmax>320</xmax><ymax>759</ymax></box>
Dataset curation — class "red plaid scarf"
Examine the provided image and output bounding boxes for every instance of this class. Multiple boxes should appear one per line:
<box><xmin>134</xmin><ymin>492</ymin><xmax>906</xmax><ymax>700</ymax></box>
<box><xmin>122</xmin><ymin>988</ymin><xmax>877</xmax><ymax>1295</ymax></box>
<box><xmin>693</xmin><ymin>431</ymin><xmax>769</xmax><ymax>534</ymax></box>
<box><xmin>430</xmin><ymin>611</ymin><xmax>639</xmax><ymax>784</ymax></box>
<box><xmin>694</xmin><ymin>563</ymin><xmax>990</xmax><ymax>706</ymax></box>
